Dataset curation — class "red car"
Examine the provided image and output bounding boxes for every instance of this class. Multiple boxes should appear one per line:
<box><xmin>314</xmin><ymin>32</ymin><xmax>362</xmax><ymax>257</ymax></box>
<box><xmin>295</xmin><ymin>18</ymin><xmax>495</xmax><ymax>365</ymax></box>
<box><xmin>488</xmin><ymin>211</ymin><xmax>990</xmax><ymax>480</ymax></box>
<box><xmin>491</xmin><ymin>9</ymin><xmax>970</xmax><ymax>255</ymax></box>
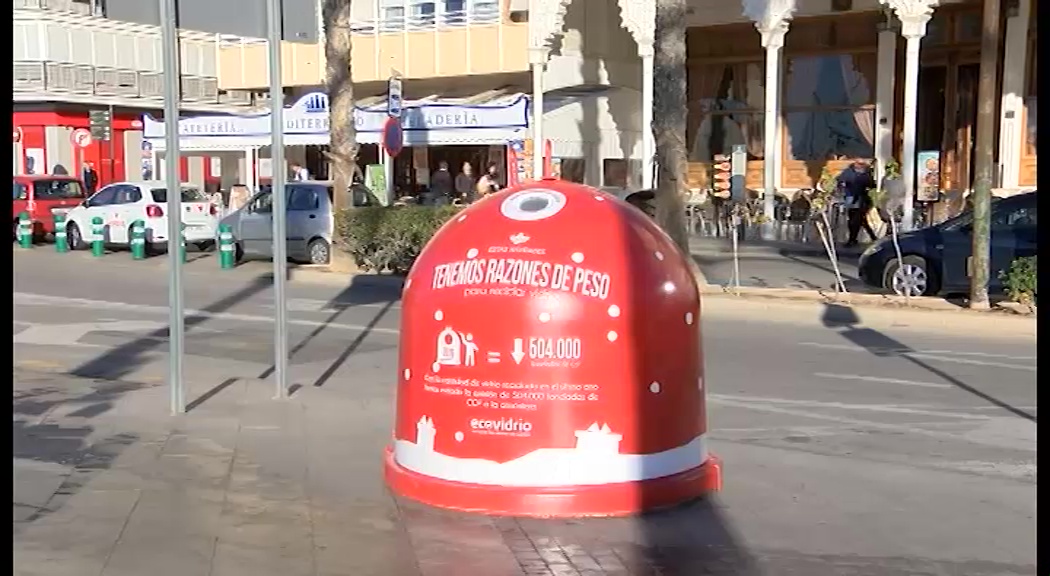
<box><xmin>13</xmin><ymin>175</ymin><xmax>88</xmax><ymax>240</ymax></box>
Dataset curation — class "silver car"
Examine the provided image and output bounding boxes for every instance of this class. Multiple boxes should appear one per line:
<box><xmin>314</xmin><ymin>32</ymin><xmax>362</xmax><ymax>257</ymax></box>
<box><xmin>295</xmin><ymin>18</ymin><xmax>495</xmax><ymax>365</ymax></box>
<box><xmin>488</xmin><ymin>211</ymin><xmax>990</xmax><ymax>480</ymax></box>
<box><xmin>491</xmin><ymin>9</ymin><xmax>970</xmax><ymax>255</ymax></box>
<box><xmin>221</xmin><ymin>180</ymin><xmax>375</xmax><ymax>265</ymax></box>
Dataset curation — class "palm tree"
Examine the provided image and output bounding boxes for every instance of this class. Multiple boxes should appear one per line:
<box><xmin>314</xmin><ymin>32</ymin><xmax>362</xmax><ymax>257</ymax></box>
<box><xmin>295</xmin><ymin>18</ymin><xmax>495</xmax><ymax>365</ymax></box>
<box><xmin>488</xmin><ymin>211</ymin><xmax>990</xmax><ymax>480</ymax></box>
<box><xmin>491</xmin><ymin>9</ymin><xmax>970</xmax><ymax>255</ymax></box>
<box><xmin>651</xmin><ymin>0</ymin><xmax>690</xmax><ymax>254</ymax></box>
<box><xmin>322</xmin><ymin>0</ymin><xmax>358</xmax><ymax>211</ymax></box>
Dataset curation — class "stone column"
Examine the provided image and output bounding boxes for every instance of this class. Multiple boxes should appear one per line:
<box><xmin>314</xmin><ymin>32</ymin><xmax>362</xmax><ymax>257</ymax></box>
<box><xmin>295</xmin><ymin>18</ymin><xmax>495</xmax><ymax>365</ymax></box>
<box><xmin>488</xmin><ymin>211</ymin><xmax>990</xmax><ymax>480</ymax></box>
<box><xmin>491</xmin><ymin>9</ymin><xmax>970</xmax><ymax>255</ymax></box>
<box><xmin>617</xmin><ymin>0</ymin><xmax>657</xmax><ymax>189</ymax></box>
<box><xmin>882</xmin><ymin>0</ymin><xmax>939</xmax><ymax>231</ymax></box>
<box><xmin>997</xmin><ymin>0</ymin><xmax>1031</xmax><ymax>190</ymax></box>
<box><xmin>874</xmin><ymin>13</ymin><xmax>898</xmax><ymax>186</ymax></box>
<box><xmin>743</xmin><ymin>0</ymin><xmax>795</xmax><ymax>240</ymax></box>
<box><xmin>527</xmin><ymin>0</ymin><xmax>572</xmax><ymax>180</ymax></box>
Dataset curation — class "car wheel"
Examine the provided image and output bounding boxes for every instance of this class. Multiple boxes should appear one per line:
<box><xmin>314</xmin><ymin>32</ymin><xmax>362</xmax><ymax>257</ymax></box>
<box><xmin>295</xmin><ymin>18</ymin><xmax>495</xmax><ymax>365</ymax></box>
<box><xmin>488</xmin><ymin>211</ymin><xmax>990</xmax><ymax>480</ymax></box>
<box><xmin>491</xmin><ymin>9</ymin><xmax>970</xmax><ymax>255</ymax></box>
<box><xmin>195</xmin><ymin>240</ymin><xmax>216</xmax><ymax>252</ymax></box>
<box><xmin>307</xmin><ymin>238</ymin><xmax>330</xmax><ymax>265</ymax></box>
<box><xmin>882</xmin><ymin>255</ymin><xmax>938</xmax><ymax>297</ymax></box>
<box><xmin>66</xmin><ymin>222</ymin><xmax>86</xmax><ymax>251</ymax></box>
<box><xmin>234</xmin><ymin>242</ymin><xmax>244</xmax><ymax>263</ymax></box>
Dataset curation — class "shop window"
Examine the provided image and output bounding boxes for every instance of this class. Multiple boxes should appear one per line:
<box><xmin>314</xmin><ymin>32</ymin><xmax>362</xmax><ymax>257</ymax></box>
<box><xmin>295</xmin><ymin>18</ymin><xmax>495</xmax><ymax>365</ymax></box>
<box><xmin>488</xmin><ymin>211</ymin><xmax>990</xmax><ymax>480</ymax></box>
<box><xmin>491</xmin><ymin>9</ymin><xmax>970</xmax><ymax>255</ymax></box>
<box><xmin>783</xmin><ymin>54</ymin><xmax>876</xmax><ymax>161</ymax></box>
<box><xmin>954</xmin><ymin>11</ymin><xmax>982</xmax><ymax>43</ymax></box>
<box><xmin>558</xmin><ymin>158</ymin><xmax>585</xmax><ymax>184</ymax></box>
<box><xmin>602</xmin><ymin>159</ymin><xmax>641</xmax><ymax>188</ymax></box>
<box><xmin>690</xmin><ymin>113</ymin><xmax>765</xmax><ymax>162</ymax></box>
<box><xmin>921</xmin><ymin>12</ymin><xmax>949</xmax><ymax>46</ymax></box>
<box><xmin>687</xmin><ymin>61</ymin><xmax>764</xmax><ymax>161</ymax></box>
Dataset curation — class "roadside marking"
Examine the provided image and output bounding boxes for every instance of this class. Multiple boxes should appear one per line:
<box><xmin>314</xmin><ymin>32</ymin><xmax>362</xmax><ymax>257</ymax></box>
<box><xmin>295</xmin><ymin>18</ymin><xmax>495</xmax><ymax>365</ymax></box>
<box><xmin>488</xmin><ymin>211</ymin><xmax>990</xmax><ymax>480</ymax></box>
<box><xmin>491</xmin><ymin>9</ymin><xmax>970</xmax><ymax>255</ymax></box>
<box><xmin>814</xmin><ymin>372</ymin><xmax>952</xmax><ymax>389</ymax></box>
<box><xmin>14</xmin><ymin>293</ymin><xmax>400</xmax><ymax>335</ymax></box>
<box><xmin>798</xmin><ymin>342</ymin><xmax>1036</xmax><ymax>371</ymax></box>
<box><xmin>799</xmin><ymin>341</ymin><xmax>1036</xmax><ymax>361</ymax></box>
<box><xmin>15</xmin><ymin>359</ymin><xmax>66</xmax><ymax>371</ymax></box>
<box><xmin>708</xmin><ymin>397</ymin><xmax>1030</xmax><ymax>445</ymax></box>
<box><xmin>708</xmin><ymin>393</ymin><xmax>993</xmax><ymax>421</ymax></box>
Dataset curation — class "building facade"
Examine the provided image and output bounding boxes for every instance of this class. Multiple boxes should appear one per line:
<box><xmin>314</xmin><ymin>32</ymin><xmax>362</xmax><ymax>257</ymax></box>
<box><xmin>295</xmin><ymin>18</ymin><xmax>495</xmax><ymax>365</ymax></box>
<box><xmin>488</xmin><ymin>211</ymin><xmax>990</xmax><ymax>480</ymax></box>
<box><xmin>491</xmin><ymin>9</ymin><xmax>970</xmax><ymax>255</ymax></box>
<box><xmin>209</xmin><ymin>0</ymin><xmax>1034</xmax><ymax>210</ymax></box>
<box><xmin>12</xmin><ymin>0</ymin><xmax>265</xmax><ymax>189</ymax></box>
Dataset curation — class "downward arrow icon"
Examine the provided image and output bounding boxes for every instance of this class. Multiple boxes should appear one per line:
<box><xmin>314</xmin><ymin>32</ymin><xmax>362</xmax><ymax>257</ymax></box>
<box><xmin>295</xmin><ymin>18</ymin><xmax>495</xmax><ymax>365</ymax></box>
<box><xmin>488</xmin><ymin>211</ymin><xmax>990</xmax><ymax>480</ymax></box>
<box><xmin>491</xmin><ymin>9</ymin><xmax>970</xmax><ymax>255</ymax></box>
<box><xmin>511</xmin><ymin>338</ymin><xmax>526</xmax><ymax>364</ymax></box>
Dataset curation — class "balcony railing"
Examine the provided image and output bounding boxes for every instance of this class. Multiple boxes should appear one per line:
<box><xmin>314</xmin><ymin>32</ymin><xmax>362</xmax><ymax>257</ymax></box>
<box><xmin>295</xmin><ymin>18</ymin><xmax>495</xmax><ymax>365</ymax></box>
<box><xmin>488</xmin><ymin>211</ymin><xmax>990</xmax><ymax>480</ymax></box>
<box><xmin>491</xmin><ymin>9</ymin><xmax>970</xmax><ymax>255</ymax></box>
<box><xmin>354</xmin><ymin>3</ymin><xmax>502</xmax><ymax>34</ymax></box>
<box><xmin>14</xmin><ymin>0</ymin><xmax>93</xmax><ymax>15</ymax></box>
<box><xmin>14</xmin><ymin>60</ymin><xmax>224</xmax><ymax>104</ymax></box>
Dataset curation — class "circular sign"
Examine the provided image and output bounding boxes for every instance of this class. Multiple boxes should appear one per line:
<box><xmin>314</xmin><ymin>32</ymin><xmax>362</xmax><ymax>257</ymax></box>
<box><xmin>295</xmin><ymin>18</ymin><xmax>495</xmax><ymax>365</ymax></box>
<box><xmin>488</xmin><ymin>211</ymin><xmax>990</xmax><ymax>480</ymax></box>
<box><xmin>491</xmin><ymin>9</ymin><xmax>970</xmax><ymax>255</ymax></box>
<box><xmin>13</xmin><ymin>127</ymin><xmax>23</xmax><ymax>144</ymax></box>
<box><xmin>70</xmin><ymin>128</ymin><xmax>93</xmax><ymax>149</ymax></box>
<box><xmin>385</xmin><ymin>180</ymin><xmax>721</xmax><ymax>517</ymax></box>
<box><xmin>381</xmin><ymin>117</ymin><xmax>404</xmax><ymax>158</ymax></box>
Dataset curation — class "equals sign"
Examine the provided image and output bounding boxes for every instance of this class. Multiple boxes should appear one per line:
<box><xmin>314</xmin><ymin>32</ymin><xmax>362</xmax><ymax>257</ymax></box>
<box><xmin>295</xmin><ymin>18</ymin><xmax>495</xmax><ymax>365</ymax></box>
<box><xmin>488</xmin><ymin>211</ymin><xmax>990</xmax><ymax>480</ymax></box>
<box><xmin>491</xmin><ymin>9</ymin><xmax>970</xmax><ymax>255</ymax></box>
<box><xmin>487</xmin><ymin>352</ymin><xmax>501</xmax><ymax>364</ymax></box>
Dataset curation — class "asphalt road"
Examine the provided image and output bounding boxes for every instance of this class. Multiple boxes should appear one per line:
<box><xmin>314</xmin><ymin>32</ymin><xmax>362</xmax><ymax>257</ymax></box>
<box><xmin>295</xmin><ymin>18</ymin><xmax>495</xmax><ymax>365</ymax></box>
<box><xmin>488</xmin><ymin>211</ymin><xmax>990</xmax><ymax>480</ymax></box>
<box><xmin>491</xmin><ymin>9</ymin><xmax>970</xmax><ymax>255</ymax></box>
<box><xmin>13</xmin><ymin>247</ymin><xmax>1037</xmax><ymax>575</ymax></box>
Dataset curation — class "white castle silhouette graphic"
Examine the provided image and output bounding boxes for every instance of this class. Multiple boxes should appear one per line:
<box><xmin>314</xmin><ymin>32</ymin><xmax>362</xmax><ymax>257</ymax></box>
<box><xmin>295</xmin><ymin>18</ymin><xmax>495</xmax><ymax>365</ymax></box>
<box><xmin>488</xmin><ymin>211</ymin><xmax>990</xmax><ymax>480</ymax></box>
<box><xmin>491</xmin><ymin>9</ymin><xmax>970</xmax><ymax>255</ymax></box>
<box><xmin>415</xmin><ymin>416</ymin><xmax>436</xmax><ymax>451</ymax></box>
<box><xmin>397</xmin><ymin>414</ymin><xmax>707</xmax><ymax>487</ymax></box>
<box><xmin>573</xmin><ymin>422</ymin><xmax>623</xmax><ymax>454</ymax></box>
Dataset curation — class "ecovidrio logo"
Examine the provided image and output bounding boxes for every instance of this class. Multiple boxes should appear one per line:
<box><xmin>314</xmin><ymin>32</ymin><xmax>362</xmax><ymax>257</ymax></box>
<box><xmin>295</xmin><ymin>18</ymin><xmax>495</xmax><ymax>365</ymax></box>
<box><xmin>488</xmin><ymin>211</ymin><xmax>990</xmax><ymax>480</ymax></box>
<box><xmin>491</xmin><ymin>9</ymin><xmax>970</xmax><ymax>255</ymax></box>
<box><xmin>469</xmin><ymin>418</ymin><xmax>533</xmax><ymax>435</ymax></box>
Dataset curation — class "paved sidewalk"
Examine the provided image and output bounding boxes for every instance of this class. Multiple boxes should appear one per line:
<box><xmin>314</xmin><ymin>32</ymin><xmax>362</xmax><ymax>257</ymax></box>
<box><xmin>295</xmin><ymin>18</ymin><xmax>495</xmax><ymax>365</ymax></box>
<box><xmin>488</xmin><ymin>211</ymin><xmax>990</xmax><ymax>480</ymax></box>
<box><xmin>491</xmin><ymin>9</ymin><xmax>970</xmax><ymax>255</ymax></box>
<box><xmin>689</xmin><ymin>236</ymin><xmax>871</xmax><ymax>292</ymax></box>
<box><xmin>13</xmin><ymin>369</ymin><xmax>765</xmax><ymax>576</ymax></box>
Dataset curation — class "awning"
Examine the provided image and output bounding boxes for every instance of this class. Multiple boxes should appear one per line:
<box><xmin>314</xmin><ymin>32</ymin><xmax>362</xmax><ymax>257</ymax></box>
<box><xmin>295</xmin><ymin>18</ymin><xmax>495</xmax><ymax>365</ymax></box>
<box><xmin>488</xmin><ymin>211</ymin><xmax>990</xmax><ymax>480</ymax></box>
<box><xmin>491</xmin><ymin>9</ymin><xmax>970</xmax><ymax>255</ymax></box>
<box><xmin>144</xmin><ymin>89</ymin><xmax>530</xmax><ymax>149</ymax></box>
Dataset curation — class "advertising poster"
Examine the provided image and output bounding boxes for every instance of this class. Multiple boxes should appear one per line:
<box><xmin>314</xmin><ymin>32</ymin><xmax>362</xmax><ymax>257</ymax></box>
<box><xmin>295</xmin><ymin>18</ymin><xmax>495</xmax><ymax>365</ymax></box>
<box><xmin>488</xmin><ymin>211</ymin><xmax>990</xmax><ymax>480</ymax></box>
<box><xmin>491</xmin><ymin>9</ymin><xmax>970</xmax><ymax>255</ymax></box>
<box><xmin>365</xmin><ymin>164</ymin><xmax>386</xmax><ymax>200</ymax></box>
<box><xmin>916</xmin><ymin>150</ymin><xmax>940</xmax><ymax>202</ymax></box>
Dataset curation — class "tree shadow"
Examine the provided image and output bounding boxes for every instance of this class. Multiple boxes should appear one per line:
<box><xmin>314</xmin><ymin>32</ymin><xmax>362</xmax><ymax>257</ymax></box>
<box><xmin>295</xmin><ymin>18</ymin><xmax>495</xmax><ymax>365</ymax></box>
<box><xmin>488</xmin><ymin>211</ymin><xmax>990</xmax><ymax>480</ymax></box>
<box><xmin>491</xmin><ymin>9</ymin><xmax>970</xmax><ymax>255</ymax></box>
<box><xmin>13</xmin><ymin>375</ymin><xmax>147</xmax><ymax>526</ymax></box>
<box><xmin>69</xmin><ymin>273</ymin><xmax>277</xmax><ymax>383</ymax></box>
<box><xmin>819</xmin><ymin>303</ymin><xmax>1036</xmax><ymax>422</ymax></box>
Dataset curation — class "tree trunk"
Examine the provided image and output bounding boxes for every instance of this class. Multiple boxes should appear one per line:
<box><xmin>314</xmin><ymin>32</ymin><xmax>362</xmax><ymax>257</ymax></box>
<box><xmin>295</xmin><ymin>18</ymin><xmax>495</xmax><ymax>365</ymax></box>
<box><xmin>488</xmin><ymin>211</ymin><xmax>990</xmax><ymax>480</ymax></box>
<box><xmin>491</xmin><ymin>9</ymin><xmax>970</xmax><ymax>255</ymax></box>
<box><xmin>651</xmin><ymin>0</ymin><xmax>690</xmax><ymax>254</ymax></box>
<box><xmin>323</xmin><ymin>0</ymin><xmax>358</xmax><ymax>211</ymax></box>
<box><xmin>968</xmin><ymin>0</ymin><xmax>1001</xmax><ymax>310</ymax></box>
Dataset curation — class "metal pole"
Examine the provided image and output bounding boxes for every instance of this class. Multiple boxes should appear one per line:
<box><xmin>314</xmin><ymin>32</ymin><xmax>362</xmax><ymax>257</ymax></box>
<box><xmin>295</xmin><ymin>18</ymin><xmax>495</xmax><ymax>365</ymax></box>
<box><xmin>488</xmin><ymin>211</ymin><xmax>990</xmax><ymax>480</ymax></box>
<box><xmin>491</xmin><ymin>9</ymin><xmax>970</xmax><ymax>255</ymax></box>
<box><xmin>267</xmin><ymin>0</ymin><xmax>289</xmax><ymax>399</ymax></box>
<box><xmin>159</xmin><ymin>0</ymin><xmax>185</xmax><ymax>414</ymax></box>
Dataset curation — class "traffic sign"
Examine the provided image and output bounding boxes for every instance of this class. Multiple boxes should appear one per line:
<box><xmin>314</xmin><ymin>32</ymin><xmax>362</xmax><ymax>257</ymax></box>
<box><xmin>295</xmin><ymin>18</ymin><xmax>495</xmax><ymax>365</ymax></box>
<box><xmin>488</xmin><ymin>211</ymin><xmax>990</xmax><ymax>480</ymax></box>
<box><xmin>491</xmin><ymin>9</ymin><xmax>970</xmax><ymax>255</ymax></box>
<box><xmin>387</xmin><ymin>74</ymin><xmax>403</xmax><ymax>119</ymax></box>
<box><xmin>70</xmin><ymin>128</ymin><xmax>93</xmax><ymax>149</ymax></box>
<box><xmin>381</xmin><ymin>117</ymin><xmax>404</xmax><ymax>157</ymax></box>
<box><xmin>89</xmin><ymin>109</ymin><xmax>112</xmax><ymax>142</ymax></box>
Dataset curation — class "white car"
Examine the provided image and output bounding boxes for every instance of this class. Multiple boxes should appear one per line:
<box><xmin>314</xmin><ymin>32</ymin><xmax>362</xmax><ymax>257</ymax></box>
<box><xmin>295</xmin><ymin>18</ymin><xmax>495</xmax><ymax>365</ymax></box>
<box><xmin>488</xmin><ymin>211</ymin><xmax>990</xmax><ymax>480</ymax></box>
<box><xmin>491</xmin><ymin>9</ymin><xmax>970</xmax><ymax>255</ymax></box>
<box><xmin>64</xmin><ymin>180</ymin><xmax>219</xmax><ymax>253</ymax></box>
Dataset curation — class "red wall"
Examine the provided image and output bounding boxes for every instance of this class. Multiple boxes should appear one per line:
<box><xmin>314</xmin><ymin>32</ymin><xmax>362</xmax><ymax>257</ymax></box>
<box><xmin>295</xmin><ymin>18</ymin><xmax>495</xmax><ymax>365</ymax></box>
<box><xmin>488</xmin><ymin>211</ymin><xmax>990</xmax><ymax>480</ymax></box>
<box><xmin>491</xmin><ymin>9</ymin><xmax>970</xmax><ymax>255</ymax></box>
<box><xmin>11</xmin><ymin>109</ymin><xmax>194</xmax><ymax>186</ymax></box>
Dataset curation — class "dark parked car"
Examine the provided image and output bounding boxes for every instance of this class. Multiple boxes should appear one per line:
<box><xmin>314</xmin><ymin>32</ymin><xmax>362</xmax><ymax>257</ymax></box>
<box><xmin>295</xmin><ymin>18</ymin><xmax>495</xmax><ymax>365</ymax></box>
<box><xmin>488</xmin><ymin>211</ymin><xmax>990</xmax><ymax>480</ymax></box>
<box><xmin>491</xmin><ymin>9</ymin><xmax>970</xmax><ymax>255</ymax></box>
<box><xmin>857</xmin><ymin>191</ymin><xmax>1037</xmax><ymax>297</ymax></box>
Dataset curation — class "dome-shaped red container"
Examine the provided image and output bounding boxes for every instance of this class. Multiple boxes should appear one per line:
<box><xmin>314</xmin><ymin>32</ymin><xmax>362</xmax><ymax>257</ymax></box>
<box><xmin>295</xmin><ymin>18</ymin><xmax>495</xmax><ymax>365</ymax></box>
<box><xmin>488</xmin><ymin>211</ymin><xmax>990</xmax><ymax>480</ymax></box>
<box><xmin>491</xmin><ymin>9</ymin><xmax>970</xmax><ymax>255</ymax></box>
<box><xmin>384</xmin><ymin>179</ymin><xmax>722</xmax><ymax>517</ymax></box>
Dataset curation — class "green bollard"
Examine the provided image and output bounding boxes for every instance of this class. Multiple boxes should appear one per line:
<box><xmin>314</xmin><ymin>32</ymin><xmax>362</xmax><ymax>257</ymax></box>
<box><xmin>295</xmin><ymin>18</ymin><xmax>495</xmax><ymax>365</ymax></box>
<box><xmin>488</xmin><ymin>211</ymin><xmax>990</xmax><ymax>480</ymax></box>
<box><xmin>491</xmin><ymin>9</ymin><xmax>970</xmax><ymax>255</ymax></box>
<box><xmin>130</xmin><ymin>220</ymin><xmax>146</xmax><ymax>260</ymax></box>
<box><xmin>179</xmin><ymin>223</ymin><xmax>187</xmax><ymax>263</ymax></box>
<box><xmin>218</xmin><ymin>224</ymin><xmax>235</xmax><ymax>270</ymax></box>
<box><xmin>91</xmin><ymin>216</ymin><xmax>105</xmax><ymax>257</ymax></box>
<box><xmin>53</xmin><ymin>213</ymin><xmax>67</xmax><ymax>253</ymax></box>
<box><xmin>17</xmin><ymin>212</ymin><xmax>32</xmax><ymax>249</ymax></box>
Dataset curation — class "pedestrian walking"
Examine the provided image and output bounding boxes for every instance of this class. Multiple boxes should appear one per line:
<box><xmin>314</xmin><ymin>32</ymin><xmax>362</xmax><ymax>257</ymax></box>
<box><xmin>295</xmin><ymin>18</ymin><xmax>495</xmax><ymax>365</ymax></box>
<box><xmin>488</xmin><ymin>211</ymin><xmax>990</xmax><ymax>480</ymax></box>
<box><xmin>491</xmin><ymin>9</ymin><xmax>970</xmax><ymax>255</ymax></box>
<box><xmin>837</xmin><ymin>158</ymin><xmax>878</xmax><ymax>247</ymax></box>
<box><xmin>475</xmin><ymin>163</ymin><xmax>501</xmax><ymax>199</ymax></box>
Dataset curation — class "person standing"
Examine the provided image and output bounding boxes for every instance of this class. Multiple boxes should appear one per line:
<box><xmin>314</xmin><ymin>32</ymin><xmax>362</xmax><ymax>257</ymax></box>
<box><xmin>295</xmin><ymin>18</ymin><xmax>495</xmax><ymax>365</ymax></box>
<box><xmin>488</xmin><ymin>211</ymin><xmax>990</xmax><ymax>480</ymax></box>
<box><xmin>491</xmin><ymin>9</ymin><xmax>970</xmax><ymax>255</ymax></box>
<box><xmin>454</xmin><ymin>162</ymin><xmax>476</xmax><ymax>203</ymax></box>
<box><xmin>290</xmin><ymin>162</ymin><xmax>310</xmax><ymax>181</ymax></box>
<box><xmin>428</xmin><ymin>161</ymin><xmax>454</xmax><ymax>205</ymax></box>
<box><xmin>837</xmin><ymin>158</ymin><xmax>878</xmax><ymax>247</ymax></box>
<box><xmin>81</xmin><ymin>161</ymin><xmax>99</xmax><ymax>195</ymax></box>
<box><xmin>475</xmin><ymin>163</ymin><xmax>501</xmax><ymax>199</ymax></box>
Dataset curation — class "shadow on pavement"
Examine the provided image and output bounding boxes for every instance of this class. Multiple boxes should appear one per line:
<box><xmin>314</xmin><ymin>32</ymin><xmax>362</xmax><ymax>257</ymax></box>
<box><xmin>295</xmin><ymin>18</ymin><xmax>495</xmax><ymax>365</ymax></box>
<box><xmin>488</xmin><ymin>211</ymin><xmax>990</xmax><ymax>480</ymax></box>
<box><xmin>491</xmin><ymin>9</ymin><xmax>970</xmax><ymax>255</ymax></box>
<box><xmin>69</xmin><ymin>274</ymin><xmax>277</xmax><ymax>383</ymax></box>
<box><xmin>820</xmin><ymin>303</ymin><xmax>1036</xmax><ymax>422</ymax></box>
<box><xmin>13</xmin><ymin>374</ymin><xmax>145</xmax><ymax>526</ymax></box>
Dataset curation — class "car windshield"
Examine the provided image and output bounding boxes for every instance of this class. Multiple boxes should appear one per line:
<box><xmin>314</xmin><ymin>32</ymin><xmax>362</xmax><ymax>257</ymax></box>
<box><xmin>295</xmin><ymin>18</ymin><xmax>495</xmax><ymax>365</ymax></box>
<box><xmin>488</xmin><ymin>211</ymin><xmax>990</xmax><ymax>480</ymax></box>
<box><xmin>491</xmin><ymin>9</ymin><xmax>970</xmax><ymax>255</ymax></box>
<box><xmin>150</xmin><ymin>187</ymin><xmax>207</xmax><ymax>203</ymax></box>
<box><xmin>940</xmin><ymin>196</ymin><xmax>1007</xmax><ymax>230</ymax></box>
<box><xmin>13</xmin><ymin>182</ymin><xmax>27</xmax><ymax>200</ymax></box>
<box><xmin>33</xmin><ymin>179</ymin><xmax>85</xmax><ymax>199</ymax></box>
